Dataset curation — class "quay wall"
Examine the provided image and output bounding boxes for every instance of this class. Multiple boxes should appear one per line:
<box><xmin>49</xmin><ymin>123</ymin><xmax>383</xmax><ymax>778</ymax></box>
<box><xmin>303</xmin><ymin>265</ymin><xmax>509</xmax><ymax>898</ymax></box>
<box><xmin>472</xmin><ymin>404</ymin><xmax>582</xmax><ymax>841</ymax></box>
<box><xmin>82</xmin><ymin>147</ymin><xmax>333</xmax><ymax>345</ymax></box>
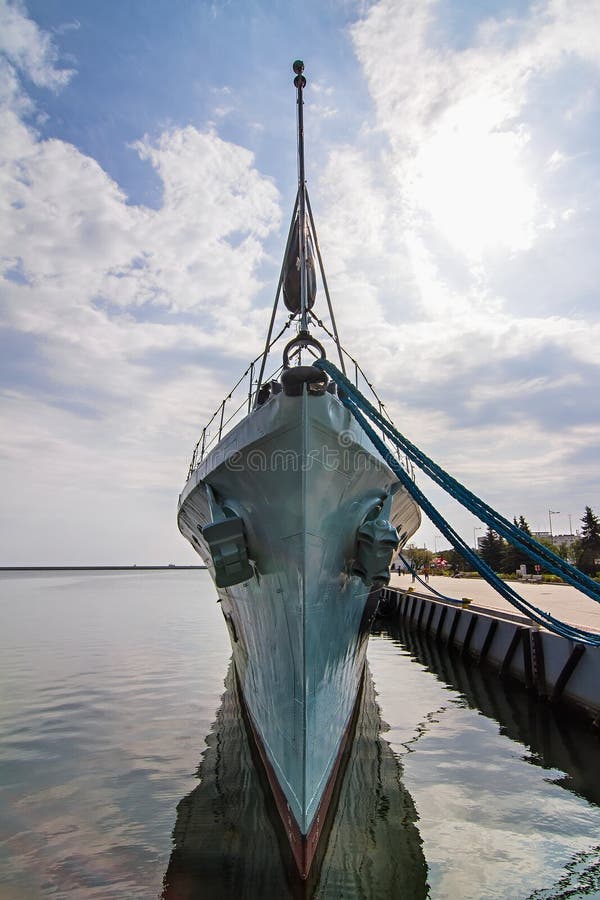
<box><xmin>378</xmin><ymin>586</ymin><xmax>600</xmax><ymax>724</ymax></box>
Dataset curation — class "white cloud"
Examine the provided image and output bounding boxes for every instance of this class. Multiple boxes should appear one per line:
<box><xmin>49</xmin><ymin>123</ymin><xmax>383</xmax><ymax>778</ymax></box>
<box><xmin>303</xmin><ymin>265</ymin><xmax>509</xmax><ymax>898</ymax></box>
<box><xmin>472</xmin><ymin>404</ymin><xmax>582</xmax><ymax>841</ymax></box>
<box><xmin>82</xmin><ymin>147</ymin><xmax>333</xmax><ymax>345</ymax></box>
<box><xmin>131</xmin><ymin>126</ymin><xmax>279</xmax><ymax>311</ymax></box>
<box><xmin>0</xmin><ymin>1</ymin><xmax>284</xmax><ymax>562</ymax></box>
<box><xmin>1</xmin><ymin>0</ymin><xmax>599</xmax><ymax>563</ymax></box>
<box><xmin>309</xmin><ymin>0</ymin><xmax>600</xmax><ymax>544</ymax></box>
<box><xmin>0</xmin><ymin>115</ymin><xmax>280</xmax><ymax>414</ymax></box>
<box><xmin>1</xmin><ymin>124</ymin><xmax>280</xmax><ymax>321</ymax></box>
<box><xmin>351</xmin><ymin>0</ymin><xmax>600</xmax><ymax>259</ymax></box>
<box><xmin>0</xmin><ymin>0</ymin><xmax>73</xmax><ymax>89</ymax></box>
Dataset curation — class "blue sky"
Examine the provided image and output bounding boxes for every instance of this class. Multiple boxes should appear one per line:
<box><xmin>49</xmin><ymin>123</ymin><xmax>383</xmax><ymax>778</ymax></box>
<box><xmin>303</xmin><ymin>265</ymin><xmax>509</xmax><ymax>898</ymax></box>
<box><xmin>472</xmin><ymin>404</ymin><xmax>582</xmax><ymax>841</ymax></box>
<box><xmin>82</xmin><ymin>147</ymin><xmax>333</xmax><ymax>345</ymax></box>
<box><xmin>1</xmin><ymin>0</ymin><xmax>599</xmax><ymax>564</ymax></box>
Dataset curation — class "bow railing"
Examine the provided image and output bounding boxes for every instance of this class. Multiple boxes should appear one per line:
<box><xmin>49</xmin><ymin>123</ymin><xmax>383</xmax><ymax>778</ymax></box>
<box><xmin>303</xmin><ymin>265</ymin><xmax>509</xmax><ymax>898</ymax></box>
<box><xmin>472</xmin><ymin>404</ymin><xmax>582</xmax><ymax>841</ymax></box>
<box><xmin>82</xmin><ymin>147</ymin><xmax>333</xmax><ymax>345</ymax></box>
<box><xmin>186</xmin><ymin>337</ymin><xmax>416</xmax><ymax>482</ymax></box>
<box><xmin>187</xmin><ymin>357</ymin><xmax>286</xmax><ymax>478</ymax></box>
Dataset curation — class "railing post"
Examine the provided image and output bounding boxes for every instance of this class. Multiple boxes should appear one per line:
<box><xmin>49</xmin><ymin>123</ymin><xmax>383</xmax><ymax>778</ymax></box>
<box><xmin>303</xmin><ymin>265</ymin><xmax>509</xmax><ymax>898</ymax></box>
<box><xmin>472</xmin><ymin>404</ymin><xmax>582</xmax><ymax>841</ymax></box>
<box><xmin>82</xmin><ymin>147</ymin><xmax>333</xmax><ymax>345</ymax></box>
<box><xmin>248</xmin><ymin>362</ymin><xmax>254</xmax><ymax>413</ymax></box>
<box><xmin>218</xmin><ymin>400</ymin><xmax>226</xmax><ymax>441</ymax></box>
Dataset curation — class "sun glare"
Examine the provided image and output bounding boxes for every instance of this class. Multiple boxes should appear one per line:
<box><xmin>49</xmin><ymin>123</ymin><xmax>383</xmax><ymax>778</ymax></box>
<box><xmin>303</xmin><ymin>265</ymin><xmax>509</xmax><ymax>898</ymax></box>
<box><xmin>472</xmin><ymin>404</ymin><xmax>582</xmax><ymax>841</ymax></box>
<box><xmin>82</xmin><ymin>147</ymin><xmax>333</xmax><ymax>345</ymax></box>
<box><xmin>409</xmin><ymin>96</ymin><xmax>538</xmax><ymax>258</ymax></box>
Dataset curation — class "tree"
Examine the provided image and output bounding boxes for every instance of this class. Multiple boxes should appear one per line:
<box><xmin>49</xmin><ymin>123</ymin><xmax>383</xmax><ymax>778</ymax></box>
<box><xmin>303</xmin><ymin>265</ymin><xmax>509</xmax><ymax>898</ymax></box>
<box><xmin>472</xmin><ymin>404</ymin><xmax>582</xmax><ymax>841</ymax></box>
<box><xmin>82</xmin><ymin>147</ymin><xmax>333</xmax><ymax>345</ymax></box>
<box><xmin>555</xmin><ymin>542</ymin><xmax>572</xmax><ymax>562</ymax></box>
<box><xmin>479</xmin><ymin>526</ymin><xmax>505</xmax><ymax>572</ymax></box>
<box><xmin>576</xmin><ymin>506</ymin><xmax>600</xmax><ymax>575</ymax></box>
<box><xmin>535</xmin><ymin>536</ymin><xmax>562</xmax><ymax>573</ymax></box>
<box><xmin>401</xmin><ymin>545</ymin><xmax>433</xmax><ymax>571</ymax></box>
<box><xmin>501</xmin><ymin>515</ymin><xmax>532</xmax><ymax>574</ymax></box>
<box><xmin>441</xmin><ymin>547</ymin><xmax>471</xmax><ymax>573</ymax></box>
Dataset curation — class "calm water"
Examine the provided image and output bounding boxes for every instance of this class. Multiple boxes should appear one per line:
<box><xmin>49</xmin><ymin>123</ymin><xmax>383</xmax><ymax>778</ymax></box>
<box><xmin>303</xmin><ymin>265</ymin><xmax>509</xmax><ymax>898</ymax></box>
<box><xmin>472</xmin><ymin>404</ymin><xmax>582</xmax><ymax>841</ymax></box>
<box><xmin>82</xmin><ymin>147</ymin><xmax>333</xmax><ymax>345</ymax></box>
<box><xmin>1</xmin><ymin>570</ymin><xmax>599</xmax><ymax>899</ymax></box>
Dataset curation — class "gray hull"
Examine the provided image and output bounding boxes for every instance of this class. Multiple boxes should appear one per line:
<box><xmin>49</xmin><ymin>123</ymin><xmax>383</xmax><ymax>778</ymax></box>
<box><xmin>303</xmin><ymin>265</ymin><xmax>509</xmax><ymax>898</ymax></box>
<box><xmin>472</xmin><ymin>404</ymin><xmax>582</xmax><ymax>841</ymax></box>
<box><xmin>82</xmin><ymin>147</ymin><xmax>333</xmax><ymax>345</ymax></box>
<box><xmin>178</xmin><ymin>387</ymin><xmax>420</xmax><ymax>873</ymax></box>
<box><xmin>162</xmin><ymin>662</ymin><xmax>427</xmax><ymax>898</ymax></box>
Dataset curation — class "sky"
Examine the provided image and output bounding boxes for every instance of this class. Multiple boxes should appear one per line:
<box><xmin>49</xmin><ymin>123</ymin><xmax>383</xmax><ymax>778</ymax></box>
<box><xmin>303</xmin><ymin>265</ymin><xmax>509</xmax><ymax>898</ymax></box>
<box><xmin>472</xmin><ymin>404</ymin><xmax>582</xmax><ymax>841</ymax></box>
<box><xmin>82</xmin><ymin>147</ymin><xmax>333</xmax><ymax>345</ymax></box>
<box><xmin>1</xmin><ymin>0</ymin><xmax>599</xmax><ymax>565</ymax></box>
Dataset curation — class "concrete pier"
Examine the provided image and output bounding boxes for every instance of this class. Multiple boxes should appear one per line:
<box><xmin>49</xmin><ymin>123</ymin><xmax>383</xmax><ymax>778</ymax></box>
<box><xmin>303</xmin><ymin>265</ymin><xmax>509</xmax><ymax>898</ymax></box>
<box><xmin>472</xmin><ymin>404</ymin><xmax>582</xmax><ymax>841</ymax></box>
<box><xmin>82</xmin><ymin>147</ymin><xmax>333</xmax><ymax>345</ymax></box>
<box><xmin>379</xmin><ymin>574</ymin><xmax>600</xmax><ymax>724</ymax></box>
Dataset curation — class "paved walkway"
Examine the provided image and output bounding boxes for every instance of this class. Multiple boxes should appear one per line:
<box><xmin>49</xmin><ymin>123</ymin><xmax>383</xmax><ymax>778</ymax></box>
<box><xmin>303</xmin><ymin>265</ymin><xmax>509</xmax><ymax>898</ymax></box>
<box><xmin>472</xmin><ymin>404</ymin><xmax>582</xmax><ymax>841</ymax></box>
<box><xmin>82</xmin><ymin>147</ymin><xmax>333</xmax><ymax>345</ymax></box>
<box><xmin>388</xmin><ymin>573</ymin><xmax>600</xmax><ymax>635</ymax></box>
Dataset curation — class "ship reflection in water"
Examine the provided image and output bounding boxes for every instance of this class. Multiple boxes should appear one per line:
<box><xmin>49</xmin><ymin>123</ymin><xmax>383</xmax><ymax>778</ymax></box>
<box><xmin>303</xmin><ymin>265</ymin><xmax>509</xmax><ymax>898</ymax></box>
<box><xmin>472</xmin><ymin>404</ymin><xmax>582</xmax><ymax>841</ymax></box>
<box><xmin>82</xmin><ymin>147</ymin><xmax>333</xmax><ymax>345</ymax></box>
<box><xmin>161</xmin><ymin>663</ymin><xmax>428</xmax><ymax>900</ymax></box>
<box><xmin>162</xmin><ymin>621</ymin><xmax>600</xmax><ymax>900</ymax></box>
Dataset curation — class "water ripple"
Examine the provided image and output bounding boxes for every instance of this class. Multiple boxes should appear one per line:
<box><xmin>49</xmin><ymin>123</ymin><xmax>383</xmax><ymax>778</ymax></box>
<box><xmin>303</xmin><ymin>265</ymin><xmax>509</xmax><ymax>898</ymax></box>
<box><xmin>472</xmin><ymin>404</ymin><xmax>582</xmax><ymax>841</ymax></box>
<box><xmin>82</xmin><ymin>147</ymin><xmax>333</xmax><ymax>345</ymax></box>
<box><xmin>2</xmin><ymin>572</ymin><xmax>600</xmax><ymax>898</ymax></box>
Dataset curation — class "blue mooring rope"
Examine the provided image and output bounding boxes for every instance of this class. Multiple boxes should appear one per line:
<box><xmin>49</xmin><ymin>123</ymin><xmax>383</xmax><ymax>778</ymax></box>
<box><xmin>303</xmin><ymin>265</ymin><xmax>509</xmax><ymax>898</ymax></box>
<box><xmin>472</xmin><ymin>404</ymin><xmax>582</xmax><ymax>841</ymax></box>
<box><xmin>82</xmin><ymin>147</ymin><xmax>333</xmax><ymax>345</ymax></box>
<box><xmin>315</xmin><ymin>359</ymin><xmax>600</xmax><ymax>646</ymax></box>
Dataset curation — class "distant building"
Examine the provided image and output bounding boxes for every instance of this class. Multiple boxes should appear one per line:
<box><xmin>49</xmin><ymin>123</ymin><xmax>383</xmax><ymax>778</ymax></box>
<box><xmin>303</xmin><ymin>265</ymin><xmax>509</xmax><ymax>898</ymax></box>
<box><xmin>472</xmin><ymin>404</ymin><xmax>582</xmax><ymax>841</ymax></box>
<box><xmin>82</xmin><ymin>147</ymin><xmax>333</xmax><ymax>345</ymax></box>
<box><xmin>533</xmin><ymin>531</ymin><xmax>578</xmax><ymax>547</ymax></box>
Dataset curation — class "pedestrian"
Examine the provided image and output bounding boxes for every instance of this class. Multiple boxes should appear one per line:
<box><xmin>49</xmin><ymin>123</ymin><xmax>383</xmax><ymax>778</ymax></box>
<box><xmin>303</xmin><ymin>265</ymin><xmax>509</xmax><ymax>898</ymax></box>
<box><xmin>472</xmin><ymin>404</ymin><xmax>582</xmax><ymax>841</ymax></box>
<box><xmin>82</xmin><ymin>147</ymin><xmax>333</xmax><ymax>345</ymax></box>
<box><xmin>424</xmin><ymin>565</ymin><xmax>430</xmax><ymax>582</ymax></box>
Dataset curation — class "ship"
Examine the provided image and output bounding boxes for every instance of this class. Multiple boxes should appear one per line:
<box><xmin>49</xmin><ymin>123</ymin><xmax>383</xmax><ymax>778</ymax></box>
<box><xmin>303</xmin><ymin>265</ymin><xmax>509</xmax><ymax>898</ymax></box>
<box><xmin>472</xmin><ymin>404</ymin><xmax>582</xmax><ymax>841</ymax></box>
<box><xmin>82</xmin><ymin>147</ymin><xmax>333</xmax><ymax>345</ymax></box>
<box><xmin>162</xmin><ymin>663</ymin><xmax>427</xmax><ymax>899</ymax></box>
<box><xmin>177</xmin><ymin>60</ymin><xmax>421</xmax><ymax>879</ymax></box>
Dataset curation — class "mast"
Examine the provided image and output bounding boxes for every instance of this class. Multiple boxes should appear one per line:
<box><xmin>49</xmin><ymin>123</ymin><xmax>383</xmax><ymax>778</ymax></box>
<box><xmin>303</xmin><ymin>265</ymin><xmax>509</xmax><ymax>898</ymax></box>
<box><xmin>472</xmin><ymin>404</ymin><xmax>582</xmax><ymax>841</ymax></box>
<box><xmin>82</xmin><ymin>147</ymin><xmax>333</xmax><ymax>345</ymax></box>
<box><xmin>293</xmin><ymin>59</ymin><xmax>309</xmax><ymax>334</ymax></box>
<box><xmin>254</xmin><ymin>60</ymin><xmax>347</xmax><ymax>389</ymax></box>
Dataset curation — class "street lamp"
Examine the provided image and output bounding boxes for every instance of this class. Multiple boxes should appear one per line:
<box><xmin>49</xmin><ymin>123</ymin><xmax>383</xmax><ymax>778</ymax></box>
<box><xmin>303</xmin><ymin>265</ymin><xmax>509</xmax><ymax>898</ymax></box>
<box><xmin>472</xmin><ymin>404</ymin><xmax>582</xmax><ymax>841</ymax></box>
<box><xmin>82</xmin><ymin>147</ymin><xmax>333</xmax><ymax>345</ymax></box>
<box><xmin>473</xmin><ymin>526</ymin><xmax>482</xmax><ymax>551</ymax></box>
<box><xmin>548</xmin><ymin>509</ymin><xmax>560</xmax><ymax>539</ymax></box>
